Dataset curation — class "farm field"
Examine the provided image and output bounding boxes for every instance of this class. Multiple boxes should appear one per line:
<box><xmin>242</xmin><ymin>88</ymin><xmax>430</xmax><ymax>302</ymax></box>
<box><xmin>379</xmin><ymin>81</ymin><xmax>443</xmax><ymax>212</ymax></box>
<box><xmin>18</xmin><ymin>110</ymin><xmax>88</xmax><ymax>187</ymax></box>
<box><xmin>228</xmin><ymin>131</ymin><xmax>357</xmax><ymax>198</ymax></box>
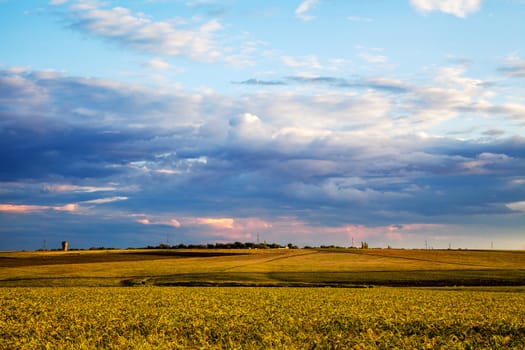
<box><xmin>1</xmin><ymin>248</ymin><xmax>525</xmax><ymax>287</ymax></box>
<box><xmin>2</xmin><ymin>286</ymin><xmax>525</xmax><ymax>349</ymax></box>
<box><xmin>1</xmin><ymin>248</ymin><xmax>525</xmax><ymax>348</ymax></box>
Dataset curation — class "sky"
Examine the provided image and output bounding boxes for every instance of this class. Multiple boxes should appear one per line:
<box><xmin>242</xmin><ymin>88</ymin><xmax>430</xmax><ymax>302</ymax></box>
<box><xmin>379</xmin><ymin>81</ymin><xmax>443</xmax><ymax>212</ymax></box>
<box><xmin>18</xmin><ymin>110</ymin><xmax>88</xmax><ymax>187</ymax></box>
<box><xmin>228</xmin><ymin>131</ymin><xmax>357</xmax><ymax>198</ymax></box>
<box><xmin>1</xmin><ymin>0</ymin><xmax>525</xmax><ymax>251</ymax></box>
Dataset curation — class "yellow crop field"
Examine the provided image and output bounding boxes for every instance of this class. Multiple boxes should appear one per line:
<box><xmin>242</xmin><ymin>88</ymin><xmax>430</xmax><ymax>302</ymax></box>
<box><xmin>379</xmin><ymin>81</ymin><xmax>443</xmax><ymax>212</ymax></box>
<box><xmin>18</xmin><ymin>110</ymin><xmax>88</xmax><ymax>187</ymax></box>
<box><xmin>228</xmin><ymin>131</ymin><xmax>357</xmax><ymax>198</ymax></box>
<box><xmin>1</xmin><ymin>286</ymin><xmax>524</xmax><ymax>349</ymax></box>
<box><xmin>1</xmin><ymin>248</ymin><xmax>525</xmax><ymax>287</ymax></box>
<box><xmin>1</xmin><ymin>248</ymin><xmax>525</xmax><ymax>348</ymax></box>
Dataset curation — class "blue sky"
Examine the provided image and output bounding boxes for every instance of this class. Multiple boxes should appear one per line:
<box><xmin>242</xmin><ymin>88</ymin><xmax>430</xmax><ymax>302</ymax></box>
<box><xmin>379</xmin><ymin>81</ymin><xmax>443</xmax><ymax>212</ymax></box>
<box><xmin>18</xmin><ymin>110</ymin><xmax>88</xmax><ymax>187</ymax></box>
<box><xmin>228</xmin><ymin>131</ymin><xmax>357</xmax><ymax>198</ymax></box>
<box><xmin>1</xmin><ymin>0</ymin><xmax>525</xmax><ymax>250</ymax></box>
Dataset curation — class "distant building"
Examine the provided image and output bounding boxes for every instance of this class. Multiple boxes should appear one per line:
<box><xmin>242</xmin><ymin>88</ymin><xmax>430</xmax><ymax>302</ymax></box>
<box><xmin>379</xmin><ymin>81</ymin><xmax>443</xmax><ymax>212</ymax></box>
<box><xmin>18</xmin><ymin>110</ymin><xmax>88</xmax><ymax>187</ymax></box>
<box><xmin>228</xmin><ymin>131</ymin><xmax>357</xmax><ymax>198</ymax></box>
<box><xmin>61</xmin><ymin>241</ymin><xmax>69</xmax><ymax>251</ymax></box>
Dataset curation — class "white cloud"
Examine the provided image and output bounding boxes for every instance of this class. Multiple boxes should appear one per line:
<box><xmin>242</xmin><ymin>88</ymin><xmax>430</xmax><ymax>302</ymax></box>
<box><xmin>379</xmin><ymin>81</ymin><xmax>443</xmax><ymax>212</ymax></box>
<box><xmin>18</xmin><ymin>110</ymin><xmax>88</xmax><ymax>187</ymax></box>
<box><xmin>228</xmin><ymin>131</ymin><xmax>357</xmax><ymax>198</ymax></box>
<box><xmin>145</xmin><ymin>58</ymin><xmax>171</xmax><ymax>70</ymax></box>
<box><xmin>499</xmin><ymin>54</ymin><xmax>525</xmax><ymax>79</ymax></box>
<box><xmin>355</xmin><ymin>46</ymin><xmax>388</xmax><ymax>64</ymax></box>
<box><xmin>506</xmin><ymin>201</ymin><xmax>525</xmax><ymax>213</ymax></box>
<box><xmin>359</xmin><ymin>53</ymin><xmax>388</xmax><ymax>64</ymax></box>
<box><xmin>43</xmin><ymin>184</ymin><xmax>118</xmax><ymax>193</ymax></box>
<box><xmin>67</xmin><ymin>2</ymin><xmax>222</xmax><ymax>61</ymax></box>
<box><xmin>239</xmin><ymin>91</ymin><xmax>392</xmax><ymax>133</ymax></box>
<box><xmin>410</xmin><ymin>0</ymin><xmax>481</xmax><ymax>18</ymax></box>
<box><xmin>282</xmin><ymin>55</ymin><xmax>323</xmax><ymax>70</ymax></box>
<box><xmin>509</xmin><ymin>179</ymin><xmax>525</xmax><ymax>186</ymax></box>
<box><xmin>7</xmin><ymin>66</ymin><xmax>30</xmax><ymax>74</ymax></box>
<box><xmin>295</xmin><ymin>0</ymin><xmax>319</xmax><ymax>21</ymax></box>
<box><xmin>82</xmin><ymin>196</ymin><xmax>129</xmax><ymax>204</ymax></box>
<box><xmin>136</xmin><ymin>217</ymin><xmax>181</xmax><ymax>227</ymax></box>
<box><xmin>228</xmin><ymin>113</ymin><xmax>272</xmax><ymax>145</ymax></box>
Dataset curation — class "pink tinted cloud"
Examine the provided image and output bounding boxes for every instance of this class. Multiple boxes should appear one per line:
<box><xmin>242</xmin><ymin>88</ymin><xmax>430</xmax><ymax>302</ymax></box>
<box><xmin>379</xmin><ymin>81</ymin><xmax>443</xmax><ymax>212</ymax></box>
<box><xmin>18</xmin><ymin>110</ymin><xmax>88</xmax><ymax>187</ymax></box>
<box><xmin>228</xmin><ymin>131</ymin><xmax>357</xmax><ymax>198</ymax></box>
<box><xmin>334</xmin><ymin>223</ymin><xmax>444</xmax><ymax>241</ymax></box>
<box><xmin>130</xmin><ymin>212</ymin><xmax>446</xmax><ymax>246</ymax></box>
<box><xmin>0</xmin><ymin>203</ymin><xmax>78</xmax><ymax>213</ymax></box>
<box><xmin>135</xmin><ymin>216</ymin><xmax>181</xmax><ymax>227</ymax></box>
<box><xmin>253</xmin><ymin>219</ymin><xmax>446</xmax><ymax>246</ymax></box>
<box><xmin>184</xmin><ymin>216</ymin><xmax>273</xmax><ymax>241</ymax></box>
<box><xmin>0</xmin><ymin>195</ymin><xmax>126</xmax><ymax>214</ymax></box>
<box><xmin>166</xmin><ymin>219</ymin><xmax>181</xmax><ymax>228</ymax></box>
<box><xmin>188</xmin><ymin>217</ymin><xmax>270</xmax><ymax>229</ymax></box>
<box><xmin>53</xmin><ymin>203</ymin><xmax>79</xmax><ymax>212</ymax></box>
<box><xmin>133</xmin><ymin>215</ymin><xmax>269</xmax><ymax>241</ymax></box>
<box><xmin>0</xmin><ymin>204</ymin><xmax>48</xmax><ymax>213</ymax></box>
<box><xmin>193</xmin><ymin>217</ymin><xmax>235</xmax><ymax>229</ymax></box>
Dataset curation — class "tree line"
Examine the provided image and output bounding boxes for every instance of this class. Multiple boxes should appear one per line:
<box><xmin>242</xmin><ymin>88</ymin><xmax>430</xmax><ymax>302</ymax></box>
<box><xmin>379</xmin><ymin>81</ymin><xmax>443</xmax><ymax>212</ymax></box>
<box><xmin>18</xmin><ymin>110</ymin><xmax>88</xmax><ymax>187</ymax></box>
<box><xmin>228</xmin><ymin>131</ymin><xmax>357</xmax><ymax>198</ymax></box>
<box><xmin>145</xmin><ymin>242</ymin><xmax>299</xmax><ymax>250</ymax></box>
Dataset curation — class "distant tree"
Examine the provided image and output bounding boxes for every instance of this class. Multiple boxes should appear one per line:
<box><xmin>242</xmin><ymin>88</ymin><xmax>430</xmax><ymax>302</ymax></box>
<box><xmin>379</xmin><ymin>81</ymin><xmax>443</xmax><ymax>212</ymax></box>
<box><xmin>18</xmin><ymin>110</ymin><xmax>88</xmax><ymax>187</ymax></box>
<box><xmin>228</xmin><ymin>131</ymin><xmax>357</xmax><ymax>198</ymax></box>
<box><xmin>233</xmin><ymin>241</ymin><xmax>245</xmax><ymax>249</ymax></box>
<box><xmin>361</xmin><ymin>242</ymin><xmax>369</xmax><ymax>249</ymax></box>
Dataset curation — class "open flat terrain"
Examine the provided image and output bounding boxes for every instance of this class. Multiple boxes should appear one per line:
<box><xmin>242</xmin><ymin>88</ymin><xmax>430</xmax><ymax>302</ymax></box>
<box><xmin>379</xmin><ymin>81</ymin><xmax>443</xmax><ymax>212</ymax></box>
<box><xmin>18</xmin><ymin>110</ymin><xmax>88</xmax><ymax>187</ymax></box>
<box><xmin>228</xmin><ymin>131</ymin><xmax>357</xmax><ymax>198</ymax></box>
<box><xmin>1</xmin><ymin>248</ymin><xmax>525</xmax><ymax>287</ymax></box>
<box><xmin>2</xmin><ymin>248</ymin><xmax>525</xmax><ymax>348</ymax></box>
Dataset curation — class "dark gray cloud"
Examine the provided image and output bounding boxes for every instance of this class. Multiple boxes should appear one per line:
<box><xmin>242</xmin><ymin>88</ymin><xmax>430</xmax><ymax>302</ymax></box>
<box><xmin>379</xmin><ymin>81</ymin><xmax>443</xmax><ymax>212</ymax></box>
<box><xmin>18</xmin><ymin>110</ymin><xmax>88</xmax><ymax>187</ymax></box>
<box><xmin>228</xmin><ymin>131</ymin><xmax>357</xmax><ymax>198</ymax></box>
<box><xmin>233</xmin><ymin>78</ymin><xmax>286</xmax><ymax>86</ymax></box>
<box><xmin>483</xmin><ymin>129</ymin><xmax>506</xmax><ymax>137</ymax></box>
<box><xmin>286</xmin><ymin>75</ymin><xmax>410</xmax><ymax>93</ymax></box>
<box><xmin>234</xmin><ymin>75</ymin><xmax>410</xmax><ymax>93</ymax></box>
<box><xmin>498</xmin><ymin>57</ymin><xmax>525</xmax><ymax>79</ymax></box>
<box><xmin>0</xmin><ymin>122</ymin><xmax>160</xmax><ymax>181</ymax></box>
<box><xmin>185</xmin><ymin>0</ymin><xmax>231</xmax><ymax>17</ymax></box>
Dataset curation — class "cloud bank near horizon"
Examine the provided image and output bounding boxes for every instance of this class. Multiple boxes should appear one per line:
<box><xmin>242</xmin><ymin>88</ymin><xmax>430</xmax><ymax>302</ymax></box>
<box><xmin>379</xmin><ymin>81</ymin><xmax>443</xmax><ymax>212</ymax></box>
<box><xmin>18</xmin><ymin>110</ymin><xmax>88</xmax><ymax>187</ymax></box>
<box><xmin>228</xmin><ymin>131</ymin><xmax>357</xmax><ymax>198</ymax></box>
<box><xmin>1</xmin><ymin>63</ymin><xmax>524</xmax><ymax>249</ymax></box>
